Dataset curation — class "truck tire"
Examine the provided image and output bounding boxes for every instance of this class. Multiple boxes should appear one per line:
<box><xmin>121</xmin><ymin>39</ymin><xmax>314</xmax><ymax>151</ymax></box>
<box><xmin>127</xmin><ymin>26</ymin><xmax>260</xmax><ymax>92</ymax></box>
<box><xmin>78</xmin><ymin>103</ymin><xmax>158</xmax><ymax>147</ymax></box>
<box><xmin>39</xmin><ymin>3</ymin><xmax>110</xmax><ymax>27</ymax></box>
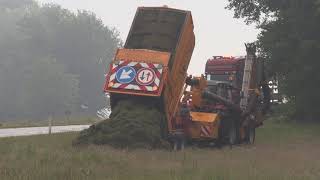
<box><xmin>246</xmin><ymin>126</ymin><xmax>256</xmax><ymax>144</ymax></box>
<box><xmin>173</xmin><ymin>138</ymin><xmax>185</xmax><ymax>151</ymax></box>
<box><xmin>228</xmin><ymin>120</ymin><xmax>239</xmax><ymax>146</ymax></box>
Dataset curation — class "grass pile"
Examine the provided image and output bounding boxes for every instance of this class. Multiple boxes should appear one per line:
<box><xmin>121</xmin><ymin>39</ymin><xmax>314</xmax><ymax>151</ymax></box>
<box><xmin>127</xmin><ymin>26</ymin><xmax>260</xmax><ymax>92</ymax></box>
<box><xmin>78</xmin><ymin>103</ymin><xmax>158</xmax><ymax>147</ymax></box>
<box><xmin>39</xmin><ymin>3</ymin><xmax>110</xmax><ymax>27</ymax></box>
<box><xmin>74</xmin><ymin>99</ymin><xmax>169</xmax><ymax>149</ymax></box>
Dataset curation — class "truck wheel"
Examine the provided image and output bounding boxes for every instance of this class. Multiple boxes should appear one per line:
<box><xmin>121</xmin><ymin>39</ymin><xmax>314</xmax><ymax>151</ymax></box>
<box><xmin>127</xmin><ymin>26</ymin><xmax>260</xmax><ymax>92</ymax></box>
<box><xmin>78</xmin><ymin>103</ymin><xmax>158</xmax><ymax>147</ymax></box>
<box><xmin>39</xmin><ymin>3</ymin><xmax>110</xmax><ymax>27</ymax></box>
<box><xmin>228</xmin><ymin>120</ymin><xmax>239</xmax><ymax>146</ymax></box>
<box><xmin>173</xmin><ymin>139</ymin><xmax>185</xmax><ymax>151</ymax></box>
<box><xmin>246</xmin><ymin>126</ymin><xmax>256</xmax><ymax>144</ymax></box>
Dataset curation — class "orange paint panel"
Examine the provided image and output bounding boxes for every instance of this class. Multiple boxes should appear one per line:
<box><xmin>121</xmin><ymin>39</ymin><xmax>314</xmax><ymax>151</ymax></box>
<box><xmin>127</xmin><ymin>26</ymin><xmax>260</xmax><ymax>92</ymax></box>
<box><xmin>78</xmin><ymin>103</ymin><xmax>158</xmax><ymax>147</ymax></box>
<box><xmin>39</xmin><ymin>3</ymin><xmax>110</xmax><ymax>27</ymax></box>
<box><xmin>190</xmin><ymin>112</ymin><xmax>220</xmax><ymax>123</ymax></box>
<box><xmin>187</xmin><ymin>121</ymin><xmax>220</xmax><ymax>139</ymax></box>
<box><xmin>187</xmin><ymin>112</ymin><xmax>220</xmax><ymax>139</ymax></box>
<box><xmin>164</xmin><ymin>13</ymin><xmax>195</xmax><ymax>133</ymax></box>
<box><xmin>115</xmin><ymin>49</ymin><xmax>171</xmax><ymax>66</ymax></box>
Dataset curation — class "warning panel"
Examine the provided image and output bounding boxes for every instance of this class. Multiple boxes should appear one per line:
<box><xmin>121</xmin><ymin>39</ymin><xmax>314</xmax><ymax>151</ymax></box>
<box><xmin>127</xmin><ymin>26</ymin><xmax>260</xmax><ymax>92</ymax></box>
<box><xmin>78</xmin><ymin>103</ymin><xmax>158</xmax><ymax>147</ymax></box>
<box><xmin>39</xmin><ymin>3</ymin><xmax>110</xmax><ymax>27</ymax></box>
<box><xmin>105</xmin><ymin>60</ymin><xmax>165</xmax><ymax>96</ymax></box>
<box><xmin>115</xmin><ymin>66</ymin><xmax>136</xmax><ymax>84</ymax></box>
<box><xmin>136</xmin><ymin>68</ymin><xmax>156</xmax><ymax>86</ymax></box>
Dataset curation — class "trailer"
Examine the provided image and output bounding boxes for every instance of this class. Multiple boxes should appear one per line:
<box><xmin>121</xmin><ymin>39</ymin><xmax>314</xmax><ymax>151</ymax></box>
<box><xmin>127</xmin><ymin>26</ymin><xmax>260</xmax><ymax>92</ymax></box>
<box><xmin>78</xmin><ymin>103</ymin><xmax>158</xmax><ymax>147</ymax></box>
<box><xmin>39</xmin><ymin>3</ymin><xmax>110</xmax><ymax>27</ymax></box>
<box><xmin>104</xmin><ymin>6</ymin><xmax>195</xmax><ymax>136</ymax></box>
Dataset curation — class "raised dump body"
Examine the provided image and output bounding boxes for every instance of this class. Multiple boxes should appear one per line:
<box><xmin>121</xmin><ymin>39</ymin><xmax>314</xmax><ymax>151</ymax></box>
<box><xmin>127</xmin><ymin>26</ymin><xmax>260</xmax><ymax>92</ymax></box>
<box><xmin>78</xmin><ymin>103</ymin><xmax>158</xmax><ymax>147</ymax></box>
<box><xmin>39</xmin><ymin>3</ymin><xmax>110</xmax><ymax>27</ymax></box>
<box><xmin>104</xmin><ymin>7</ymin><xmax>195</xmax><ymax>133</ymax></box>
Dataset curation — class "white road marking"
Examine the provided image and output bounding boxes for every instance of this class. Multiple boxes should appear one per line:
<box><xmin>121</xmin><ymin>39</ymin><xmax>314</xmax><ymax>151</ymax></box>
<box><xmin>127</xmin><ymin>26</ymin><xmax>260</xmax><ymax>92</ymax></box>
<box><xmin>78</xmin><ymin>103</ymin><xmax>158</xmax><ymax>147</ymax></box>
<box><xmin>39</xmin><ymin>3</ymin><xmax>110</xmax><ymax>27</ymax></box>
<box><xmin>0</xmin><ymin>125</ymin><xmax>90</xmax><ymax>138</ymax></box>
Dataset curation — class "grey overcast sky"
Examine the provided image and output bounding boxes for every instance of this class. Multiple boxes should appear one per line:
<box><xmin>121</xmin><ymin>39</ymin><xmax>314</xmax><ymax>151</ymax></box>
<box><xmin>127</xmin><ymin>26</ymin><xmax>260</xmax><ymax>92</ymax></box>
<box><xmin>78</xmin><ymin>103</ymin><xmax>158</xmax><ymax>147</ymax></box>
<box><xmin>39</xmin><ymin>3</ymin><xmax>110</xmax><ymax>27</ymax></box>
<box><xmin>37</xmin><ymin>0</ymin><xmax>259</xmax><ymax>75</ymax></box>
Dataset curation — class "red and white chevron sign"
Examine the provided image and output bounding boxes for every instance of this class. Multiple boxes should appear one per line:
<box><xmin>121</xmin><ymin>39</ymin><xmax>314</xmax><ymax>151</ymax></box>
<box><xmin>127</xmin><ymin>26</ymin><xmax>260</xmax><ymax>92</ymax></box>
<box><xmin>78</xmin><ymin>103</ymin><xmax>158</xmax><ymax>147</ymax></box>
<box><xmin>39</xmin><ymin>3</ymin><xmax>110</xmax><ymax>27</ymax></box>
<box><xmin>200</xmin><ymin>125</ymin><xmax>212</xmax><ymax>137</ymax></box>
<box><xmin>106</xmin><ymin>60</ymin><xmax>164</xmax><ymax>94</ymax></box>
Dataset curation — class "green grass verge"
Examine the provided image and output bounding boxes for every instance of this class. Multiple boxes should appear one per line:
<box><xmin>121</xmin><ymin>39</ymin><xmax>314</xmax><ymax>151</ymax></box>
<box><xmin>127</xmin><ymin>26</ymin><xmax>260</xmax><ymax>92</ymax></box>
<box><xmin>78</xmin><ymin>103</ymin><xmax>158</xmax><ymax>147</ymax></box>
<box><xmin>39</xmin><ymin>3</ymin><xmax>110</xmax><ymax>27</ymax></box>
<box><xmin>0</xmin><ymin>120</ymin><xmax>319</xmax><ymax>180</ymax></box>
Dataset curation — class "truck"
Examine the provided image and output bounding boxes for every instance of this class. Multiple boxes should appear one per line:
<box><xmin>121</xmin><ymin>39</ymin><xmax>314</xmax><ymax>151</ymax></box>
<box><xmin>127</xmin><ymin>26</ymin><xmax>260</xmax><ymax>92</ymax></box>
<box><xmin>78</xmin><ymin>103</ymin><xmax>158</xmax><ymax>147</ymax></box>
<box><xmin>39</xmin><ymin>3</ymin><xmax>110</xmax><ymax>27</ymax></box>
<box><xmin>104</xmin><ymin>6</ymin><xmax>270</xmax><ymax>150</ymax></box>
<box><xmin>175</xmin><ymin>49</ymin><xmax>270</xmax><ymax>149</ymax></box>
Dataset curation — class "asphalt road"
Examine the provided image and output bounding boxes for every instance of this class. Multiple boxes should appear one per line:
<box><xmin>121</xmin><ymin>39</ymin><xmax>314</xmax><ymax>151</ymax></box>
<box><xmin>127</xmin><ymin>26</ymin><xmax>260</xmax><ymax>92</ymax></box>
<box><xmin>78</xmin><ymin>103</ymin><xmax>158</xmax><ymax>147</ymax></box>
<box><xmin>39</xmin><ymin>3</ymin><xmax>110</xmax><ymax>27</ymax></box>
<box><xmin>0</xmin><ymin>125</ymin><xmax>90</xmax><ymax>138</ymax></box>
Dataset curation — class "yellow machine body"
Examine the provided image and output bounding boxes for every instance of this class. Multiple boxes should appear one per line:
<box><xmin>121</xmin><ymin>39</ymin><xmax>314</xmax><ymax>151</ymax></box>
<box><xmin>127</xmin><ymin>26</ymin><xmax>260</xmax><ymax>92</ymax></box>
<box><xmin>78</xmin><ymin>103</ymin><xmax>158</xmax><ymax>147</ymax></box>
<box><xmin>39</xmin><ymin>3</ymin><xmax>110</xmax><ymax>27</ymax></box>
<box><xmin>186</xmin><ymin>112</ymin><xmax>220</xmax><ymax>139</ymax></box>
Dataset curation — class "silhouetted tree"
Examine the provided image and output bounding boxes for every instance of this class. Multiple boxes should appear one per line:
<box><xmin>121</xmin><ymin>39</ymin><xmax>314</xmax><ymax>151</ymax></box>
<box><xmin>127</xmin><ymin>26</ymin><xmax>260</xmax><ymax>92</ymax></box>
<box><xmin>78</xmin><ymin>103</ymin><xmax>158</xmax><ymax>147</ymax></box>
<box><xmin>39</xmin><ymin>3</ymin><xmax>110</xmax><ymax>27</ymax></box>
<box><xmin>0</xmin><ymin>1</ymin><xmax>121</xmax><ymax>120</ymax></box>
<box><xmin>227</xmin><ymin>0</ymin><xmax>320</xmax><ymax>120</ymax></box>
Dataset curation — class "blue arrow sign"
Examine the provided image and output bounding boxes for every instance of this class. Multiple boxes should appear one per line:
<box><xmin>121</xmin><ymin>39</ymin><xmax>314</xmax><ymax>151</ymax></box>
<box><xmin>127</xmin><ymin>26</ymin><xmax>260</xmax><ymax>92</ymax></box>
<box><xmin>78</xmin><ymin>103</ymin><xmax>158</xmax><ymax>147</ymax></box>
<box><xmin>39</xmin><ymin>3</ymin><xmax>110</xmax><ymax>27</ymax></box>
<box><xmin>115</xmin><ymin>66</ymin><xmax>136</xmax><ymax>84</ymax></box>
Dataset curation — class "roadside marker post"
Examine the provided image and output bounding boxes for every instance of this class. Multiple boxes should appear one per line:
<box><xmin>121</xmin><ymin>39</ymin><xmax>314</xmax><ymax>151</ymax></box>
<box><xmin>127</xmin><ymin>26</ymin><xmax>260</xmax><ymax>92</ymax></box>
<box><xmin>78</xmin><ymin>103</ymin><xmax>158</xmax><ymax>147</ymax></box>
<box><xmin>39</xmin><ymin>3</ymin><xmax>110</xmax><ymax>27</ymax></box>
<box><xmin>48</xmin><ymin>116</ymin><xmax>52</xmax><ymax>135</ymax></box>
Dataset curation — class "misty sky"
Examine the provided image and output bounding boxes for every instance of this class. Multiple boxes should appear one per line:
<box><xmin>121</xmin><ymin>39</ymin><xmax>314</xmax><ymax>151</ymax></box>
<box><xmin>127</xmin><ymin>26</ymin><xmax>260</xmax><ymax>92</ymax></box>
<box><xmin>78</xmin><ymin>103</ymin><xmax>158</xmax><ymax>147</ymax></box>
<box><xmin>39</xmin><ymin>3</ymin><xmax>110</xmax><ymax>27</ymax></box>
<box><xmin>37</xmin><ymin>0</ymin><xmax>259</xmax><ymax>75</ymax></box>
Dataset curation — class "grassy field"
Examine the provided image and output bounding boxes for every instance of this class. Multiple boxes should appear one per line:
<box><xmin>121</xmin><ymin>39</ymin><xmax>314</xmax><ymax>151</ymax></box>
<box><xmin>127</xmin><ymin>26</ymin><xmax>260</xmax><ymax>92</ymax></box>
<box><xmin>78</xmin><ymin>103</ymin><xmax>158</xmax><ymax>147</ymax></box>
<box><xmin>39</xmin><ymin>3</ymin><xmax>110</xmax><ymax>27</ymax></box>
<box><xmin>0</xmin><ymin>120</ymin><xmax>319</xmax><ymax>180</ymax></box>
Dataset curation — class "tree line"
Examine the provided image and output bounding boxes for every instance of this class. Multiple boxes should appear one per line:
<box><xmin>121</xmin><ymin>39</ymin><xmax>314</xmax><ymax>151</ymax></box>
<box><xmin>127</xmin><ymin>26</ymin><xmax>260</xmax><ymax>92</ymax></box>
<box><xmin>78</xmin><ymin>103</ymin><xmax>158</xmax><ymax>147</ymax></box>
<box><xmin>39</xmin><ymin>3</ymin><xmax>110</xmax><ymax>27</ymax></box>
<box><xmin>2</xmin><ymin>0</ymin><xmax>319</xmax><ymax>121</ymax></box>
<box><xmin>227</xmin><ymin>0</ymin><xmax>320</xmax><ymax>121</ymax></box>
<box><xmin>0</xmin><ymin>0</ymin><xmax>121</xmax><ymax>120</ymax></box>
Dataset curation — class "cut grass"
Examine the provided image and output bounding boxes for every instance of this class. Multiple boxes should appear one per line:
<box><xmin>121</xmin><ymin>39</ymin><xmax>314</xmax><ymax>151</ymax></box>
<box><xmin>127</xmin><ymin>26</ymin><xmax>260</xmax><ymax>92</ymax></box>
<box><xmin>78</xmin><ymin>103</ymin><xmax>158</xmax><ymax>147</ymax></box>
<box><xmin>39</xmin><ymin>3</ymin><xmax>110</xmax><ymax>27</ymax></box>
<box><xmin>0</xmin><ymin>120</ymin><xmax>319</xmax><ymax>180</ymax></box>
<box><xmin>74</xmin><ymin>99</ymin><xmax>168</xmax><ymax>149</ymax></box>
